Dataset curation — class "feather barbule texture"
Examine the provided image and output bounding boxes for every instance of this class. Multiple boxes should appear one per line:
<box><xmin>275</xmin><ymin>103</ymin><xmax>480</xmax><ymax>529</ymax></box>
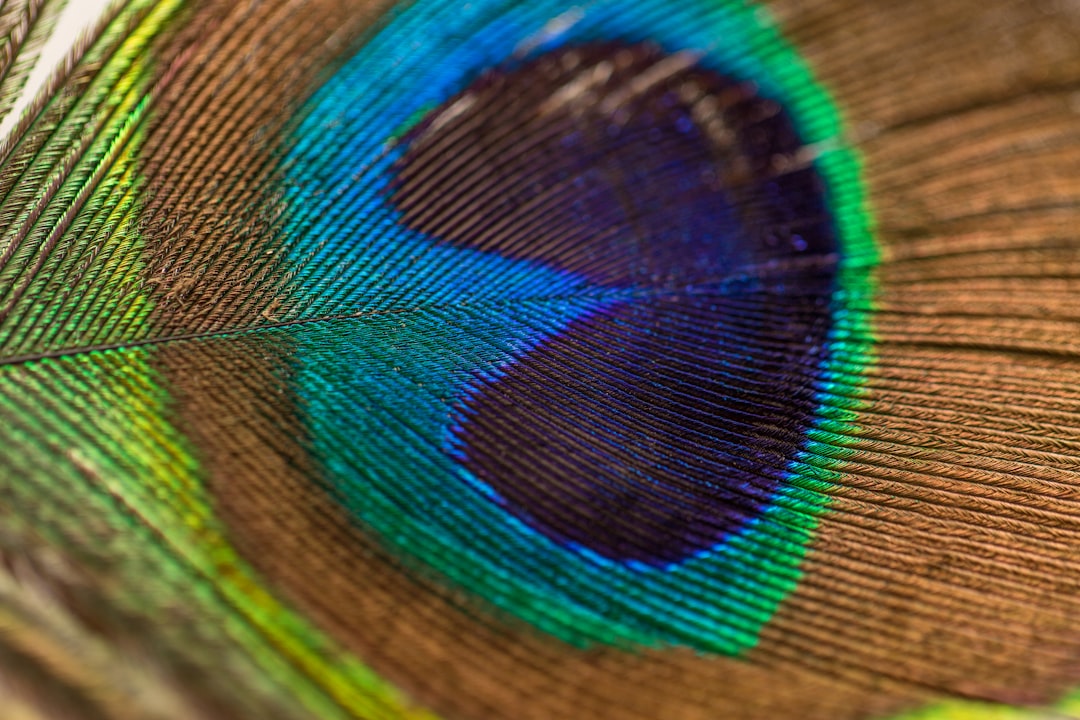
<box><xmin>0</xmin><ymin>0</ymin><xmax>1079</xmax><ymax>718</ymax></box>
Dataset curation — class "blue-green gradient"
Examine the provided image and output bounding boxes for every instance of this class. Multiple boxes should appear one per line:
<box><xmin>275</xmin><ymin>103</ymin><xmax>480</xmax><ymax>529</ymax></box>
<box><xmin>276</xmin><ymin>0</ymin><xmax>878</xmax><ymax>654</ymax></box>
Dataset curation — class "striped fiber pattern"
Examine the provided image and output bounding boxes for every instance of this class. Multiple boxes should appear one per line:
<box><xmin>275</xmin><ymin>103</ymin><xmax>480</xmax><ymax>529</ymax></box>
<box><xmin>0</xmin><ymin>0</ymin><xmax>1079</xmax><ymax>718</ymax></box>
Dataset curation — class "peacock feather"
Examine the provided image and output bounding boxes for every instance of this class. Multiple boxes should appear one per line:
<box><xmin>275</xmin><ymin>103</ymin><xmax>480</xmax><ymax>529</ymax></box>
<box><xmin>1</xmin><ymin>0</ymin><xmax>1079</xmax><ymax>717</ymax></box>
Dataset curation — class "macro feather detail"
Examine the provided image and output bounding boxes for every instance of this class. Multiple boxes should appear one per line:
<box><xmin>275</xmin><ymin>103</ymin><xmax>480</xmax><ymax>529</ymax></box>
<box><xmin>0</xmin><ymin>0</ymin><xmax>1079</xmax><ymax>718</ymax></box>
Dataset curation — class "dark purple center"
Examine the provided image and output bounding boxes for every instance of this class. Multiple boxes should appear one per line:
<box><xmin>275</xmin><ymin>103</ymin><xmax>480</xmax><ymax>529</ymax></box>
<box><xmin>390</xmin><ymin>42</ymin><xmax>838</xmax><ymax>566</ymax></box>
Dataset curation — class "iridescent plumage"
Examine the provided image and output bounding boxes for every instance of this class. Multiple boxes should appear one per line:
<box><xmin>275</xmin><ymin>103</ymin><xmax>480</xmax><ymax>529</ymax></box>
<box><xmin>1</xmin><ymin>1</ymin><xmax>1079</xmax><ymax>718</ymax></box>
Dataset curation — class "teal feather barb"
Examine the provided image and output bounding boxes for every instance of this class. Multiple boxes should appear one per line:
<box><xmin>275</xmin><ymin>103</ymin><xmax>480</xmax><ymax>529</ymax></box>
<box><xmin>1</xmin><ymin>1</ymin><xmax>1080</xmax><ymax>718</ymax></box>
